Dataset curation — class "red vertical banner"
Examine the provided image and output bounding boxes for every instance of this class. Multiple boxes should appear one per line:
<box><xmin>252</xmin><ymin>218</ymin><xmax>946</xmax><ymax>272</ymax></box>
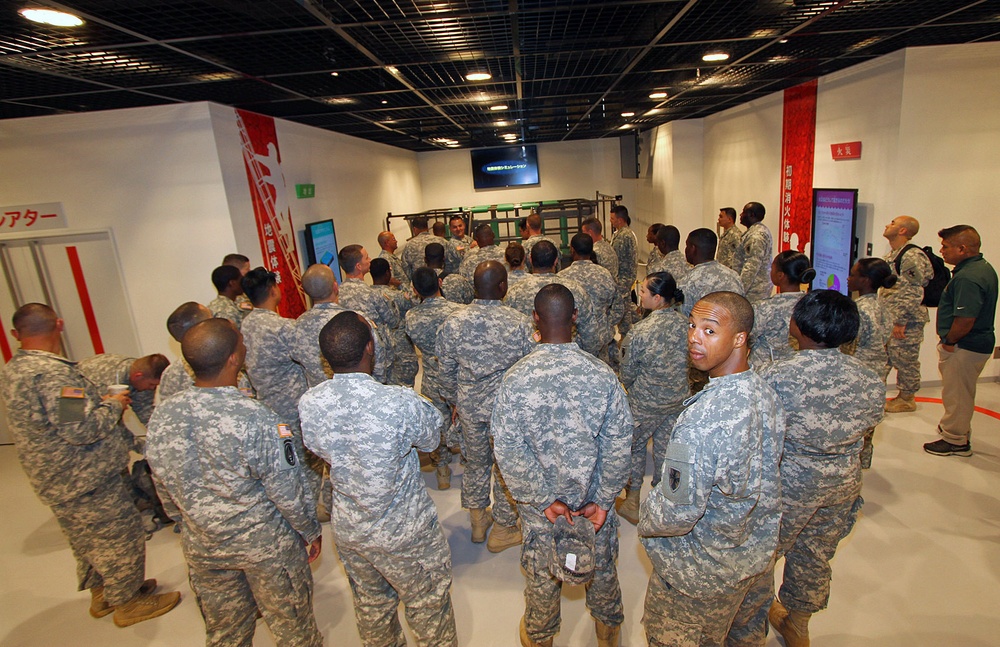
<box><xmin>778</xmin><ymin>80</ymin><xmax>818</xmax><ymax>253</ymax></box>
<box><xmin>66</xmin><ymin>246</ymin><xmax>105</xmax><ymax>354</ymax></box>
<box><xmin>235</xmin><ymin>109</ymin><xmax>307</xmax><ymax>318</ymax></box>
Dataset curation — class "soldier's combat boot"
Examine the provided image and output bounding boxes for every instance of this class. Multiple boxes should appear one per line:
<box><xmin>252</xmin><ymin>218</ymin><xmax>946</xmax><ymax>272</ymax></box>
<box><xmin>769</xmin><ymin>599</ymin><xmax>810</xmax><ymax>647</ymax></box>
<box><xmin>90</xmin><ymin>579</ymin><xmax>157</xmax><ymax>618</ymax></box>
<box><xmin>885</xmin><ymin>393</ymin><xmax>916</xmax><ymax>413</ymax></box>
<box><xmin>470</xmin><ymin>507</ymin><xmax>493</xmax><ymax>543</ymax></box>
<box><xmin>615</xmin><ymin>488</ymin><xmax>641</xmax><ymax>525</ymax></box>
<box><xmin>520</xmin><ymin>616</ymin><xmax>553</xmax><ymax>647</ymax></box>
<box><xmin>487</xmin><ymin>523</ymin><xmax>522</xmax><ymax>553</ymax></box>
<box><xmin>436</xmin><ymin>464</ymin><xmax>452</xmax><ymax>490</ymax></box>
<box><xmin>595</xmin><ymin>619</ymin><xmax>621</xmax><ymax>647</ymax></box>
<box><xmin>113</xmin><ymin>590</ymin><xmax>181</xmax><ymax>627</ymax></box>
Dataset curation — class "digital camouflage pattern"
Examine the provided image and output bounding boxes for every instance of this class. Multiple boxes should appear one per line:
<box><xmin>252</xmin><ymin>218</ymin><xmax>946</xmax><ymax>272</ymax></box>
<box><xmin>507</xmin><ymin>268</ymin><xmax>529</xmax><ymax>290</ymax></box>
<box><xmin>735</xmin><ymin>222</ymin><xmax>774</xmax><ymax>303</ymax></box>
<box><xmin>851</xmin><ymin>293</ymin><xmax>892</xmax><ymax>379</ymax></box>
<box><xmin>644</xmin><ymin>567</ymin><xmax>754</xmax><ymax>647</ymax></box>
<box><xmin>77</xmin><ymin>353</ymin><xmax>155</xmax><ymax>454</ymax></box>
<box><xmin>611</xmin><ymin>225</ymin><xmax>638</xmax><ymax>336</ymax></box>
<box><xmin>717</xmin><ymin>225</ymin><xmax>743</xmax><ymax>271</ymax></box>
<box><xmin>339</xmin><ymin>278</ymin><xmax>400</xmax><ymax>331</ymax></box>
<box><xmin>749</xmin><ymin>292</ymin><xmax>805</xmax><ymax>369</ymax></box>
<box><xmin>505</xmin><ymin>273</ymin><xmax>601</xmax><ymax>356</ymax></box>
<box><xmin>158</xmin><ymin>356</ymin><xmax>254</xmax><ymax>400</ymax></box>
<box><xmin>648</xmin><ymin>246</ymin><xmax>663</xmax><ymax>268</ymax></box>
<box><xmin>401</xmin><ymin>232</ymin><xmax>460</xmax><ymax>279</ymax></box>
<box><xmin>881</xmin><ymin>245</ymin><xmax>932</xmax><ymax>326</ymax></box>
<box><xmin>677</xmin><ymin>260</ymin><xmax>745</xmax><ymax>318</ymax></box>
<box><xmin>372</xmin><ymin>284</ymin><xmax>419</xmax><ymax>386</ymax></box>
<box><xmin>440</xmin><ymin>272</ymin><xmax>474</xmax><ymax>305</ymax></box>
<box><xmin>290</xmin><ymin>301</ymin><xmax>391</xmax><ymax>387</ymax></box>
<box><xmin>560</xmin><ymin>259</ymin><xmax>624</xmax><ymax>356</ymax></box>
<box><xmin>647</xmin><ymin>250</ymin><xmax>691</xmax><ymax>282</ymax></box>
<box><xmin>638</xmin><ymin>369</ymin><xmax>784</xmax><ymax>600</ymax></box>
<box><xmin>521</xmin><ymin>234</ymin><xmax>562</xmax><ymax>272</ymax></box>
<box><xmin>437</xmin><ymin>299</ymin><xmax>535</xmax><ymax>526</ymax></box>
<box><xmin>458</xmin><ymin>245</ymin><xmax>507</xmax><ymax>281</ymax></box>
<box><xmin>620</xmin><ymin>307</ymin><xmax>689</xmax><ymax>488</ymax></box>
<box><xmin>593</xmin><ymin>239</ymin><xmax>619</xmax><ymax>280</ymax></box>
<box><xmin>379</xmin><ymin>248</ymin><xmax>411</xmax><ymax>293</ymax></box>
<box><xmin>208</xmin><ymin>294</ymin><xmax>244</xmax><ymax>329</ymax></box>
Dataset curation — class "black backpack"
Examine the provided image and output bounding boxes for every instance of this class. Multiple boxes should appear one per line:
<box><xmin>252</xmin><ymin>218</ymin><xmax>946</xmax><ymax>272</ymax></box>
<box><xmin>893</xmin><ymin>244</ymin><xmax>951</xmax><ymax>307</ymax></box>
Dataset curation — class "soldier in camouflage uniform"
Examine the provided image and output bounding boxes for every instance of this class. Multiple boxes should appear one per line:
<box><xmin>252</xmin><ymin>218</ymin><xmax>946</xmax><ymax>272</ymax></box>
<box><xmin>610</xmin><ymin>205</ymin><xmax>638</xmax><ymax>339</ymax></box>
<box><xmin>677</xmin><ymin>228</ymin><xmax>744</xmax><ymax>318</ymax></box>
<box><xmin>437</xmin><ymin>261</ymin><xmax>535</xmax><ymax>552</ymax></box>
<box><xmin>426</xmin><ymin>242</ymin><xmax>475</xmax><ymax>305</ymax></box>
<box><xmin>339</xmin><ymin>245</ymin><xmax>401</xmax><ymax>330</ymax></box>
<box><xmin>727</xmin><ymin>290</ymin><xmax>884</xmax><ymax>647</ymax></box>
<box><xmin>639</xmin><ymin>291</ymin><xmax>782</xmax><ymax>647</ymax></box>
<box><xmin>299</xmin><ymin>312</ymin><xmax>457</xmax><ymax>647</ymax></box>
<box><xmin>617</xmin><ymin>273</ymin><xmax>689</xmax><ymax>525</ymax></box>
<box><xmin>406</xmin><ymin>267</ymin><xmax>465</xmax><ymax>489</ymax></box>
<box><xmin>448</xmin><ymin>215</ymin><xmax>474</xmax><ymax>257</ymax></box>
<box><xmin>646</xmin><ymin>223</ymin><xmax>664</xmax><ymax>268</ymax></box>
<box><xmin>459</xmin><ymin>223</ymin><xmax>508</xmax><ymax>281</ymax></box>
<box><xmin>401</xmin><ymin>216</ymin><xmax>460</xmax><ymax>279</ymax></box>
<box><xmin>159</xmin><ymin>302</ymin><xmax>213</xmax><ymax>400</ymax></box>
<box><xmin>505</xmin><ymin>242</ymin><xmax>530</xmax><ymax>289</ymax></box>
<box><xmin>78</xmin><ymin>352</ymin><xmax>168</xmax><ymax>431</ymax></box>
<box><xmin>492</xmin><ymin>285</ymin><xmax>633</xmax><ymax>647</ymax></box>
<box><xmin>716</xmin><ymin>207</ymin><xmax>742</xmax><ymax>271</ymax></box>
<box><xmin>749</xmin><ymin>251</ymin><xmax>813</xmax><ymax>370</ymax></box>
<box><xmin>521</xmin><ymin>212</ymin><xmax>562</xmax><ymax>272</ymax></box>
<box><xmin>146</xmin><ymin>318</ymin><xmax>323</xmax><ymax>647</ymax></box>
<box><xmin>582</xmin><ymin>217</ymin><xmax>619</xmax><ymax>280</ymax></box>
<box><xmin>880</xmin><ymin>216</ymin><xmax>933</xmax><ymax>412</ymax></box>
<box><xmin>647</xmin><ymin>225</ymin><xmax>691</xmax><ymax>281</ymax></box>
<box><xmin>377</xmin><ymin>230</ymin><xmax>411</xmax><ymax>293</ymax></box>
<box><xmin>734</xmin><ymin>202</ymin><xmax>774</xmax><ymax>303</ymax></box>
<box><xmin>207</xmin><ymin>265</ymin><xmax>246</xmax><ymax>328</ymax></box>
<box><xmin>222</xmin><ymin>253</ymin><xmax>255</xmax><ymax>320</ymax></box>
<box><xmin>0</xmin><ymin>303</ymin><xmax>179</xmax><ymax>626</ymax></box>
<box><xmin>506</xmin><ymin>240</ymin><xmax>602</xmax><ymax>356</ymax></box>
<box><xmin>370</xmin><ymin>258</ymin><xmax>419</xmax><ymax>387</ymax></box>
<box><xmin>561</xmin><ymin>233</ymin><xmax>624</xmax><ymax>366</ymax></box>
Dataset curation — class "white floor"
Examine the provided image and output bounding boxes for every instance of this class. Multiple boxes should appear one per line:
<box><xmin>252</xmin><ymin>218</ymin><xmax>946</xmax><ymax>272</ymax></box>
<box><xmin>1</xmin><ymin>384</ymin><xmax>999</xmax><ymax>646</ymax></box>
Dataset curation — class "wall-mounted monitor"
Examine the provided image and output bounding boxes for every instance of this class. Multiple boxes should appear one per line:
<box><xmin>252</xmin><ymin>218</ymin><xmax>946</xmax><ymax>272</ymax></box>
<box><xmin>303</xmin><ymin>219</ymin><xmax>342</xmax><ymax>283</ymax></box>
<box><xmin>809</xmin><ymin>188</ymin><xmax>859</xmax><ymax>295</ymax></box>
<box><xmin>471</xmin><ymin>145</ymin><xmax>540</xmax><ymax>190</ymax></box>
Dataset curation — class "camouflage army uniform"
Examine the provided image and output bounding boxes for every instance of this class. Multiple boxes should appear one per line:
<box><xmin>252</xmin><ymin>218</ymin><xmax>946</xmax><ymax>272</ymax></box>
<box><xmin>158</xmin><ymin>356</ymin><xmax>254</xmax><ymax>400</ymax></box>
<box><xmin>507</xmin><ymin>268</ymin><xmax>529</xmax><ymax>289</ymax></box>
<box><xmin>677</xmin><ymin>260</ymin><xmax>745</xmax><ymax>318</ymax></box>
<box><xmin>0</xmin><ymin>349</ymin><xmax>145</xmax><ymax>606</ymax></box>
<box><xmin>437</xmin><ymin>300</ymin><xmax>535</xmax><ymax>528</ymax></box>
<box><xmin>372</xmin><ymin>284</ymin><xmax>419</xmax><ymax>386</ymax></box>
<box><xmin>339</xmin><ymin>278</ymin><xmax>400</xmax><ymax>330</ymax></box>
<box><xmin>406</xmin><ymin>296</ymin><xmax>465</xmax><ymax>467</ymax></box>
<box><xmin>208</xmin><ymin>294</ymin><xmax>244</xmax><ymax>328</ymax></box>
<box><xmin>491</xmin><ymin>343</ymin><xmax>633</xmax><ymax>644</ymax></box>
<box><xmin>291</xmin><ymin>302</ymin><xmax>390</xmax><ymax>388</ymax></box>
<box><xmin>299</xmin><ymin>373</ymin><xmax>457</xmax><ymax>647</ymax></box>
<box><xmin>593</xmin><ymin>239</ymin><xmax>619</xmax><ymax>280</ymax></box>
<box><xmin>648</xmin><ymin>250</ymin><xmax>691</xmax><ymax>282</ymax></box>
<box><xmin>560</xmin><ymin>259</ymin><xmax>624</xmax><ymax>364</ymax></box>
<box><xmin>729</xmin><ymin>349</ymin><xmax>884</xmax><ymax>645</ymax></box>
<box><xmin>735</xmin><ymin>222</ymin><xmax>774</xmax><ymax>303</ymax></box>
<box><xmin>522</xmin><ymin>233</ymin><xmax>563</xmax><ymax>272</ymax></box>
<box><xmin>458</xmin><ymin>245</ymin><xmax>507</xmax><ymax>281</ymax></box>
<box><xmin>639</xmin><ymin>369</ymin><xmax>783</xmax><ymax>647</ymax></box>
<box><xmin>378</xmin><ymin>248</ymin><xmax>411</xmax><ymax>293</ymax></box>
<box><xmin>612</xmin><ymin>225</ymin><xmax>639</xmax><ymax>337</ymax></box>
<box><xmin>647</xmin><ymin>247</ymin><xmax>664</xmax><ymax>268</ymax></box>
<box><xmin>505</xmin><ymin>273</ymin><xmax>601</xmax><ymax>356</ymax></box>
<box><xmin>78</xmin><ymin>352</ymin><xmax>156</xmax><ymax>428</ymax></box>
<box><xmin>749</xmin><ymin>292</ymin><xmax>805</xmax><ymax>370</ymax></box>
<box><xmin>620</xmin><ymin>307</ymin><xmax>689</xmax><ymax>491</ymax></box>
<box><xmin>449</xmin><ymin>234</ymin><xmax>474</xmax><ymax>261</ymax></box>
<box><xmin>848</xmin><ymin>293</ymin><xmax>892</xmax><ymax>468</ymax></box>
<box><xmin>439</xmin><ymin>271</ymin><xmax>474</xmax><ymax>305</ymax></box>
<box><xmin>717</xmin><ymin>226</ymin><xmax>743</xmax><ymax>271</ymax></box>
<box><xmin>881</xmin><ymin>245</ymin><xmax>932</xmax><ymax>397</ymax></box>
<box><xmin>402</xmin><ymin>232</ymin><xmax>460</xmax><ymax>279</ymax></box>
<box><xmin>147</xmin><ymin>386</ymin><xmax>322</xmax><ymax>647</ymax></box>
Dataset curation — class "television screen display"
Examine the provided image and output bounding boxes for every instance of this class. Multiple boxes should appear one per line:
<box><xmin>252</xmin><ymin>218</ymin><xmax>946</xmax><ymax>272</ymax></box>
<box><xmin>809</xmin><ymin>189</ymin><xmax>859</xmax><ymax>295</ymax></box>
<box><xmin>304</xmin><ymin>219</ymin><xmax>342</xmax><ymax>283</ymax></box>
<box><xmin>471</xmin><ymin>145</ymin><xmax>540</xmax><ymax>189</ymax></box>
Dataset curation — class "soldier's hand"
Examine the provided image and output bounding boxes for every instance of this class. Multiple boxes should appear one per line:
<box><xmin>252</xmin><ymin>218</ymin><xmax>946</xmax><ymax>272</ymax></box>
<box><xmin>574</xmin><ymin>502</ymin><xmax>608</xmax><ymax>532</ymax></box>
<box><xmin>103</xmin><ymin>392</ymin><xmax>132</xmax><ymax>410</ymax></box>
<box><xmin>892</xmin><ymin>324</ymin><xmax>906</xmax><ymax>340</ymax></box>
<box><xmin>544</xmin><ymin>500</ymin><xmax>574</xmax><ymax>525</ymax></box>
<box><xmin>390</xmin><ymin>277</ymin><xmax>402</xmax><ymax>288</ymax></box>
<box><xmin>307</xmin><ymin>536</ymin><xmax>322</xmax><ymax>563</ymax></box>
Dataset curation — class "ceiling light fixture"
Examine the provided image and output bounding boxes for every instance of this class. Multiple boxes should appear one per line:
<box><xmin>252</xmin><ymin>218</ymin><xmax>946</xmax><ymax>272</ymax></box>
<box><xmin>489</xmin><ymin>104</ymin><xmax>508</xmax><ymax>111</ymax></box>
<box><xmin>621</xmin><ymin>111</ymin><xmax>635</xmax><ymax>118</ymax></box>
<box><xmin>19</xmin><ymin>8</ymin><xmax>83</xmax><ymax>26</ymax></box>
<box><xmin>648</xmin><ymin>91</ymin><xmax>667</xmax><ymax>100</ymax></box>
<box><xmin>385</xmin><ymin>66</ymin><xmax>400</xmax><ymax>75</ymax></box>
<box><xmin>702</xmin><ymin>52</ymin><xmax>730</xmax><ymax>62</ymax></box>
<box><xmin>465</xmin><ymin>71</ymin><xmax>492</xmax><ymax>81</ymax></box>
<box><xmin>330</xmin><ymin>72</ymin><xmax>339</xmax><ymax>76</ymax></box>
<box><xmin>494</xmin><ymin>120</ymin><xmax>508</xmax><ymax>127</ymax></box>
<box><xmin>645</xmin><ymin>108</ymin><xmax>662</xmax><ymax>116</ymax></box>
<box><xmin>618</xmin><ymin>124</ymin><xmax>634</xmax><ymax>130</ymax></box>
<box><xmin>381</xmin><ymin>100</ymin><xmax>388</xmax><ymax>104</ymax></box>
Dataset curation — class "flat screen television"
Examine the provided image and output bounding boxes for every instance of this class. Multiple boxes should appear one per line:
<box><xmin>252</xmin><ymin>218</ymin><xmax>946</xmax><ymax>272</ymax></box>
<box><xmin>303</xmin><ymin>219</ymin><xmax>342</xmax><ymax>283</ymax></box>
<box><xmin>809</xmin><ymin>188</ymin><xmax>859</xmax><ymax>295</ymax></box>
<box><xmin>471</xmin><ymin>145</ymin><xmax>540</xmax><ymax>189</ymax></box>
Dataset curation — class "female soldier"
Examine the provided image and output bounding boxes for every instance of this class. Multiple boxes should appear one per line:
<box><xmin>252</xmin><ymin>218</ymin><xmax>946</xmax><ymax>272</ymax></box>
<box><xmin>749</xmin><ymin>251</ymin><xmax>816</xmax><ymax>369</ymax></box>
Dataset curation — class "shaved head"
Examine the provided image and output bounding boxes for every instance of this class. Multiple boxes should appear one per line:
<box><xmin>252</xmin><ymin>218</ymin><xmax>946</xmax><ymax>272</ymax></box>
<box><xmin>474</xmin><ymin>261</ymin><xmax>507</xmax><ymax>300</ymax></box>
<box><xmin>474</xmin><ymin>223</ymin><xmax>495</xmax><ymax>247</ymax></box>
<box><xmin>534</xmin><ymin>283</ymin><xmax>575</xmax><ymax>328</ymax></box>
<box><xmin>167</xmin><ymin>302</ymin><xmax>212</xmax><ymax>343</ymax></box>
<box><xmin>11</xmin><ymin>303</ymin><xmax>58</xmax><ymax>337</ymax></box>
<box><xmin>896</xmin><ymin>216</ymin><xmax>919</xmax><ymax>237</ymax></box>
<box><xmin>182</xmin><ymin>318</ymin><xmax>241</xmax><ymax>380</ymax></box>
<box><xmin>320</xmin><ymin>311</ymin><xmax>372</xmax><ymax>373</ymax></box>
<box><xmin>302</xmin><ymin>264</ymin><xmax>338</xmax><ymax>300</ymax></box>
<box><xmin>699</xmin><ymin>291</ymin><xmax>754</xmax><ymax>334</ymax></box>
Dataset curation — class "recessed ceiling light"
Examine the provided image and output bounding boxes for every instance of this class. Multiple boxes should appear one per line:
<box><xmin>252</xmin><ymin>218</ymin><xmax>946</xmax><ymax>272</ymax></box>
<box><xmin>648</xmin><ymin>91</ymin><xmax>667</xmax><ymax>100</ymax></box>
<box><xmin>325</xmin><ymin>97</ymin><xmax>356</xmax><ymax>105</ymax></box>
<box><xmin>330</xmin><ymin>72</ymin><xmax>339</xmax><ymax>76</ymax></box>
<box><xmin>381</xmin><ymin>100</ymin><xmax>388</xmax><ymax>104</ymax></box>
<box><xmin>19</xmin><ymin>8</ymin><xmax>83</xmax><ymax>26</ymax></box>
<box><xmin>702</xmin><ymin>52</ymin><xmax>730</xmax><ymax>62</ymax></box>
<box><xmin>494</xmin><ymin>120</ymin><xmax>508</xmax><ymax>127</ymax></box>
<box><xmin>489</xmin><ymin>104</ymin><xmax>508</xmax><ymax>111</ymax></box>
<box><xmin>779</xmin><ymin>39</ymin><xmax>789</xmax><ymax>44</ymax></box>
<box><xmin>502</xmin><ymin>134</ymin><xmax>518</xmax><ymax>140</ymax></box>
<box><xmin>465</xmin><ymin>71</ymin><xmax>492</xmax><ymax>81</ymax></box>
<box><xmin>621</xmin><ymin>111</ymin><xmax>635</xmax><ymax>118</ymax></box>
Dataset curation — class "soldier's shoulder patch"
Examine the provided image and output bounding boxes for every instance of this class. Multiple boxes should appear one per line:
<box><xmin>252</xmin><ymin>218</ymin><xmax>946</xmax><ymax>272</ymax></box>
<box><xmin>60</xmin><ymin>386</ymin><xmax>85</xmax><ymax>398</ymax></box>
<box><xmin>277</xmin><ymin>423</ymin><xmax>293</xmax><ymax>438</ymax></box>
<box><xmin>278</xmin><ymin>438</ymin><xmax>297</xmax><ymax>471</ymax></box>
<box><xmin>240</xmin><ymin>387</ymin><xmax>255</xmax><ymax>399</ymax></box>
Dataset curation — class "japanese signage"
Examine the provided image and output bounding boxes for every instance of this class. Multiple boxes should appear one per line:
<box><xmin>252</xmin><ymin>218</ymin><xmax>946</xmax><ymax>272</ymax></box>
<box><xmin>778</xmin><ymin>80</ymin><xmax>818</xmax><ymax>253</ymax></box>
<box><xmin>0</xmin><ymin>202</ymin><xmax>67</xmax><ymax>233</ymax></box>
<box><xmin>831</xmin><ymin>141</ymin><xmax>862</xmax><ymax>160</ymax></box>
<box><xmin>235</xmin><ymin>109</ymin><xmax>307</xmax><ymax>319</ymax></box>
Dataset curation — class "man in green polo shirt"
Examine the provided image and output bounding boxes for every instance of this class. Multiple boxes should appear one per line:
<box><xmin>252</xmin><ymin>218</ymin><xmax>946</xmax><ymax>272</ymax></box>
<box><xmin>924</xmin><ymin>225</ymin><xmax>997</xmax><ymax>457</ymax></box>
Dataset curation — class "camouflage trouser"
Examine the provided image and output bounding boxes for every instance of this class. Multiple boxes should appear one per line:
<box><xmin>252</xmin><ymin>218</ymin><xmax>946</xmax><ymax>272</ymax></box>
<box><xmin>629</xmin><ymin>410</ymin><xmax>682</xmax><ymax>490</ymax></box>
<box><xmin>421</xmin><ymin>380</ymin><xmax>453</xmax><ymax>468</ymax></box>
<box><xmin>391</xmin><ymin>337</ymin><xmax>419</xmax><ymax>388</ymax></box>
<box><xmin>600</xmin><ymin>337</ymin><xmax>621</xmax><ymax>373</ymax></box>
<box><xmin>304</xmin><ymin>450</ymin><xmax>331</xmax><ymax>516</ymax></box>
<box><xmin>458</xmin><ymin>416</ymin><xmax>518</xmax><ymax>528</ymax></box>
<box><xmin>188</xmin><ymin>548</ymin><xmax>322</xmax><ymax>647</ymax></box>
<box><xmin>643</xmin><ymin>569</ymin><xmax>752</xmax><ymax>647</ymax></box>
<box><xmin>616</xmin><ymin>287</ymin><xmax>636</xmax><ymax>338</ymax></box>
<box><xmin>50</xmin><ymin>474</ymin><xmax>145</xmax><ymax>606</ymax></box>
<box><xmin>727</xmin><ymin>495</ymin><xmax>863</xmax><ymax>644</ymax></box>
<box><xmin>860</xmin><ymin>426</ymin><xmax>876</xmax><ymax>469</ymax></box>
<box><xmin>336</xmin><ymin>525</ymin><xmax>457</xmax><ymax>647</ymax></box>
<box><xmin>518</xmin><ymin>506</ymin><xmax>623</xmax><ymax>643</ymax></box>
<box><xmin>887</xmin><ymin>322</ymin><xmax>925</xmax><ymax>395</ymax></box>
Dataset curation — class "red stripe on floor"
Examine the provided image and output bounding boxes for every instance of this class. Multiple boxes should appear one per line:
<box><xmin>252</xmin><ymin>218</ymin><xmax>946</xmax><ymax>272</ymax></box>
<box><xmin>885</xmin><ymin>396</ymin><xmax>1000</xmax><ymax>421</ymax></box>
<box><xmin>65</xmin><ymin>246</ymin><xmax>104</xmax><ymax>354</ymax></box>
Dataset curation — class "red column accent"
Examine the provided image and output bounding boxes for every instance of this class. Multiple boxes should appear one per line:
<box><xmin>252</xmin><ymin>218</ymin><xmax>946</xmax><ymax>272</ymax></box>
<box><xmin>0</xmin><ymin>309</ymin><xmax>11</xmax><ymax>362</ymax></box>
<box><xmin>65</xmin><ymin>246</ymin><xmax>104</xmax><ymax>354</ymax></box>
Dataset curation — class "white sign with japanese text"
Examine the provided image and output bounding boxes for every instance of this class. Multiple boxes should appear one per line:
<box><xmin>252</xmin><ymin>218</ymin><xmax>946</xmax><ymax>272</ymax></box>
<box><xmin>0</xmin><ymin>202</ymin><xmax>67</xmax><ymax>233</ymax></box>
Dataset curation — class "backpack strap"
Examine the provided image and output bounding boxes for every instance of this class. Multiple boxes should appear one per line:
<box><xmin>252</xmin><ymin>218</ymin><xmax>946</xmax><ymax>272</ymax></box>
<box><xmin>893</xmin><ymin>243</ymin><xmax>921</xmax><ymax>275</ymax></box>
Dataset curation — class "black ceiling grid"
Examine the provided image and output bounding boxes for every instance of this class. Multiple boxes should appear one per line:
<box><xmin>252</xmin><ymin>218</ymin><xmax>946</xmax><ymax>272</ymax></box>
<box><xmin>0</xmin><ymin>0</ymin><xmax>996</xmax><ymax>151</ymax></box>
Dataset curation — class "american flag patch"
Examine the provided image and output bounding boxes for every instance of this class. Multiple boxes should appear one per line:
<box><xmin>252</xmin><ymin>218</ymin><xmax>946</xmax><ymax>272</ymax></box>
<box><xmin>60</xmin><ymin>387</ymin><xmax>85</xmax><ymax>398</ymax></box>
<box><xmin>277</xmin><ymin>424</ymin><xmax>293</xmax><ymax>438</ymax></box>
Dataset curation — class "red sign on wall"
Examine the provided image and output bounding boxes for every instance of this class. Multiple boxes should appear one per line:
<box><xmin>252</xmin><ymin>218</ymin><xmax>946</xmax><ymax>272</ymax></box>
<box><xmin>831</xmin><ymin>141</ymin><xmax>862</xmax><ymax>160</ymax></box>
<box><xmin>778</xmin><ymin>80</ymin><xmax>818</xmax><ymax>253</ymax></box>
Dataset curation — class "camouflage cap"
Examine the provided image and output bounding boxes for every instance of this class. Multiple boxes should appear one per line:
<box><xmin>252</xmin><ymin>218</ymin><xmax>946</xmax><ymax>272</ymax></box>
<box><xmin>550</xmin><ymin>515</ymin><xmax>596</xmax><ymax>585</ymax></box>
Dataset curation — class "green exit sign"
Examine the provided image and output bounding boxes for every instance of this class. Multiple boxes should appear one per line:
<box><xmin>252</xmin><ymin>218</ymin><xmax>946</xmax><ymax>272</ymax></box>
<box><xmin>295</xmin><ymin>184</ymin><xmax>316</xmax><ymax>199</ymax></box>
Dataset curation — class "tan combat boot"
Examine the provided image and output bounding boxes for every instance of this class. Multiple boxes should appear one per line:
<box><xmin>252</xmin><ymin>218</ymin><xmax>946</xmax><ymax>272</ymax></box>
<box><xmin>885</xmin><ymin>393</ymin><xmax>916</xmax><ymax>413</ymax></box>
<box><xmin>436</xmin><ymin>464</ymin><xmax>452</xmax><ymax>490</ymax></box>
<box><xmin>596</xmin><ymin>619</ymin><xmax>621</xmax><ymax>647</ymax></box>
<box><xmin>470</xmin><ymin>507</ymin><xmax>494</xmax><ymax>543</ymax></box>
<box><xmin>113</xmin><ymin>590</ymin><xmax>181</xmax><ymax>627</ymax></box>
<box><xmin>90</xmin><ymin>579</ymin><xmax>157</xmax><ymax>618</ymax></box>
<box><xmin>615</xmin><ymin>488</ymin><xmax>641</xmax><ymax>525</ymax></box>
<box><xmin>520</xmin><ymin>616</ymin><xmax>553</xmax><ymax>647</ymax></box>
<box><xmin>487</xmin><ymin>523</ymin><xmax>522</xmax><ymax>553</ymax></box>
<box><xmin>769</xmin><ymin>599</ymin><xmax>810</xmax><ymax>647</ymax></box>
